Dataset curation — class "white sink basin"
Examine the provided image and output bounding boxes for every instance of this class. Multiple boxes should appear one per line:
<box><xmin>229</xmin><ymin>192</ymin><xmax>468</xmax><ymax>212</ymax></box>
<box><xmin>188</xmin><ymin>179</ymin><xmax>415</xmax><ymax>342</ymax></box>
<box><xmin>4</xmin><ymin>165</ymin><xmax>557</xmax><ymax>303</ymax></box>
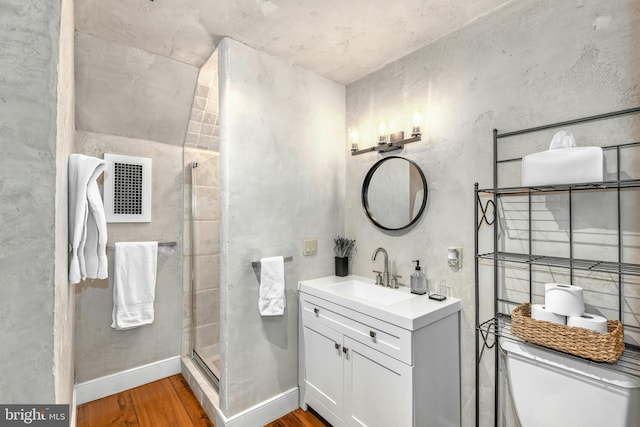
<box><xmin>327</xmin><ymin>279</ymin><xmax>416</xmax><ymax>306</ymax></box>
<box><xmin>299</xmin><ymin>275</ymin><xmax>462</xmax><ymax>331</ymax></box>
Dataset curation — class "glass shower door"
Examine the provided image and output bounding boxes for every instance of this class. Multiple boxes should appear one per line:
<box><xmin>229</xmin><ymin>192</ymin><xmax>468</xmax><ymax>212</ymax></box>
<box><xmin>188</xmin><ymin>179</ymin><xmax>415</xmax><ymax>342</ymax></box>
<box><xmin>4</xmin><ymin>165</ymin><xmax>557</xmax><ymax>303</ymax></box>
<box><xmin>188</xmin><ymin>154</ymin><xmax>221</xmax><ymax>388</ymax></box>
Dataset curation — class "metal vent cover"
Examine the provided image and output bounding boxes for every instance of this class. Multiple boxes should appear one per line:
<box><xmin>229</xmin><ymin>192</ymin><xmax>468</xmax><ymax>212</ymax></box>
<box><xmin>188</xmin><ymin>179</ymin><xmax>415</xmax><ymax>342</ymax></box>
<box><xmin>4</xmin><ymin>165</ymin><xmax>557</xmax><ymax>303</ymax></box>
<box><xmin>104</xmin><ymin>153</ymin><xmax>152</xmax><ymax>223</ymax></box>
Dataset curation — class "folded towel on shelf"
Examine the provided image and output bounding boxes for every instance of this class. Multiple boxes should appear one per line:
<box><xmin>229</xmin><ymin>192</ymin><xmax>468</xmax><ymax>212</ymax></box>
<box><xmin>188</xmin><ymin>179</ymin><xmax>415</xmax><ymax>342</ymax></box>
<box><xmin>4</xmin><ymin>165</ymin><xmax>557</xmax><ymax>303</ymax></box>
<box><xmin>68</xmin><ymin>154</ymin><xmax>108</xmax><ymax>284</ymax></box>
<box><xmin>111</xmin><ymin>242</ymin><xmax>158</xmax><ymax>330</ymax></box>
<box><xmin>258</xmin><ymin>256</ymin><xmax>286</xmax><ymax>316</ymax></box>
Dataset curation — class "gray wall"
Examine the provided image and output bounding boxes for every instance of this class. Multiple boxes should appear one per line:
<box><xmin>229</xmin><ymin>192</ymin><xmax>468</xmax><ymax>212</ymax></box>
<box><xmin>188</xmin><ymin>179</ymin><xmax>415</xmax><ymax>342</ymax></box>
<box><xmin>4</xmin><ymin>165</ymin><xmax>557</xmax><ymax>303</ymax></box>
<box><xmin>74</xmin><ymin>31</ymin><xmax>197</xmax><ymax>146</ymax></box>
<box><xmin>73</xmin><ymin>30</ymin><xmax>198</xmax><ymax>382</ymax></box>
<box><xmin>345</xmin><ymin>1</ymin><xmax>640</xmax><ymax>426</ymax></box>
<box><xmin>218</xmin><ymin>38</ymin><xmax>346</xmax><ymax>416</ymax></box>
<box><xmin>73</xmin><ymin>131</ymin><xmax>185</xmax><ymax>382</ymax></box>
<box><xmin>0</xmin><ymin>0</ymin><xmax>74</xmax><ymax>404</ymax></box>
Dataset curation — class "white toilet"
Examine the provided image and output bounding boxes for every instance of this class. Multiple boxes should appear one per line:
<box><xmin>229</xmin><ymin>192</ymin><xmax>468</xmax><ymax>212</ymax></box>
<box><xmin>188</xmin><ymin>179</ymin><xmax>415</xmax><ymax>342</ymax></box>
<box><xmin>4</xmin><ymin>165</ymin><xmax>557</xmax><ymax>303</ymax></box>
<box><xmin>502</xmin><ymin>340</ymin><xmax>640</xmax><ymax>427</ymax></box>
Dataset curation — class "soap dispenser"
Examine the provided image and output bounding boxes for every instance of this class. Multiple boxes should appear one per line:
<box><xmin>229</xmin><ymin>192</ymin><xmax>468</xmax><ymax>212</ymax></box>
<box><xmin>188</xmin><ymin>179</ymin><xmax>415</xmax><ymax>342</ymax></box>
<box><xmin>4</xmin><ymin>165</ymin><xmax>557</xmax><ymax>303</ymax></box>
<box><xmin>410</xmin><ymin>260</ymin><xmax>427</xmax><ymax>295</ymax></box>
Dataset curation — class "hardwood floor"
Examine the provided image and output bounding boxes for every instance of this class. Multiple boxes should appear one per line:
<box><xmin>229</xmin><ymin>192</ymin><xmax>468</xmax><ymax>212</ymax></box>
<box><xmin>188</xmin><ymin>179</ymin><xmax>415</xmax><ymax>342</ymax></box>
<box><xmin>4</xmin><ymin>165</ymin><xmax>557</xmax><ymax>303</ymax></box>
<box><xmin>76</xmin><ymin>375</ymin><xmax>213</xmax><ymax>427</ymax></box>
<box><xmin>264</xmin><ymin>408</ymin><xmax>330</xmax><ymax>427</ymax></box>
<box><xmin>77</xmin><ymin>375</ymin><xmax>328</xmax><ymax>427</ymax></box>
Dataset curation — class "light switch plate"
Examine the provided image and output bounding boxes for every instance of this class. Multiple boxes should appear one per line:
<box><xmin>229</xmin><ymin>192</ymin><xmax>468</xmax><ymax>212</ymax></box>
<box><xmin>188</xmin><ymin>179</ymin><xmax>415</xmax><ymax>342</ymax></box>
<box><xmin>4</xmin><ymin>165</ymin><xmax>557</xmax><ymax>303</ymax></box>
<box><xmin>303</xmin><ymin>239</ymin><xmax>317</xmax><ymax>256</ymax></box>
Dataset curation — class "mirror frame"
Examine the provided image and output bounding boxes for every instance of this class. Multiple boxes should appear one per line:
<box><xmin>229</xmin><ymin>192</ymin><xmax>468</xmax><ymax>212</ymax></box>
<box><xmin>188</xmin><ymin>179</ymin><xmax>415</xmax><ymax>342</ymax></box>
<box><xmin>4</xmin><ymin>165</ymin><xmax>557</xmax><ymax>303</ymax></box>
<box><xmin>361</xmin><ymin>156</ymin><xmax>428</xmax><ymax>231</ymax></box>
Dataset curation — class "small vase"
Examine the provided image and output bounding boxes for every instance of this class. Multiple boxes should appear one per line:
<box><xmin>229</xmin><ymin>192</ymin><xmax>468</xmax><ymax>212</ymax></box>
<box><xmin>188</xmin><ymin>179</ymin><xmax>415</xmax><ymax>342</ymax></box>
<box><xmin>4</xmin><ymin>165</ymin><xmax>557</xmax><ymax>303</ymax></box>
<box><xmin>335</xmin><ymin>257</ymin><xmax>349</xmax><ymax>277</ymax></box>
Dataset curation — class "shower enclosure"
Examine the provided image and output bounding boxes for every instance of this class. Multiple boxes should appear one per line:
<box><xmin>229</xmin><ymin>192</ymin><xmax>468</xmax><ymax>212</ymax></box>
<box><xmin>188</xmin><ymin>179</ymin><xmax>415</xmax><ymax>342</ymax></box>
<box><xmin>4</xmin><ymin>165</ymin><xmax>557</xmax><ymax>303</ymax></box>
<box><xmin>182</xmin><ymin>49</ymin><xmax>222</xmax><ymax>390</ymax></box>
<box><xmin>187</xmin><ymin>153</ymin><xmax>220</xmax><ymax>388</ymax></box>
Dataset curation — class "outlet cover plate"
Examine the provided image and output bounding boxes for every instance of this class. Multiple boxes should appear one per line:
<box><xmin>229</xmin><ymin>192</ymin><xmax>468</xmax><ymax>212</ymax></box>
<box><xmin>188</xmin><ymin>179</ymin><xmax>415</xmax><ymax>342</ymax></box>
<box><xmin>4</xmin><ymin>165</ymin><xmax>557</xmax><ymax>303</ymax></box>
<box><xmin>303</xmin><ymin>239</ymin><xmax>317</xmax><ymax>256</ymax></box>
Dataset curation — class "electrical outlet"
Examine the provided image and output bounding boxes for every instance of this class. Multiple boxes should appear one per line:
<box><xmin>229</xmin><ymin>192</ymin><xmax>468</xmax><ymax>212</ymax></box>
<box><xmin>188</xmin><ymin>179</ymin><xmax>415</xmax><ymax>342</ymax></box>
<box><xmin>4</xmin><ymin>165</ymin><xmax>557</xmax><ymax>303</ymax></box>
<box><xmin>448</xmin><ymin>247</ymin><xmax>462</xmax><ymax>269</ymax></box>
<box><xmin>303</xmin><ymin>239</ymin><xmax>317</xmax><ymax>256</ymax></box>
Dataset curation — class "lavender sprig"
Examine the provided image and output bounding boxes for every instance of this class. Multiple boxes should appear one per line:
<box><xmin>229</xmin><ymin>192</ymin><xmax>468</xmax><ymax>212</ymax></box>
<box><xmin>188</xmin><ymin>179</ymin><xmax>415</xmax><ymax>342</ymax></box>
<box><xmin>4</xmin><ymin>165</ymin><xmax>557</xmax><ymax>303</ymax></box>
<box><xmin>334</xmin><ymin>236</ymin><xmax>356</xmax><ymax>258</ymax></box>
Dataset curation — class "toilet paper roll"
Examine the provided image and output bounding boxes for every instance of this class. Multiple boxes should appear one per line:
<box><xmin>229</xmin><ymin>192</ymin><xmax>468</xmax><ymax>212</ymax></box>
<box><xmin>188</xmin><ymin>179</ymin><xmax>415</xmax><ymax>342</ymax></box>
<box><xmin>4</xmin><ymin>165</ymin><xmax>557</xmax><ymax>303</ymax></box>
<box><xmin>545</xmin><ymin>283</ymin><xmax>584</xmax><ymax>316</ymax></box>
<box><xmin>531</xmin><ymin>304</ymin><xmax>567</xmax><ymax>325</ymax></box>
<box><xmin>567</xmin><ymin>313</ymin><xmax>608</xmax><ymax>334</ymax></box>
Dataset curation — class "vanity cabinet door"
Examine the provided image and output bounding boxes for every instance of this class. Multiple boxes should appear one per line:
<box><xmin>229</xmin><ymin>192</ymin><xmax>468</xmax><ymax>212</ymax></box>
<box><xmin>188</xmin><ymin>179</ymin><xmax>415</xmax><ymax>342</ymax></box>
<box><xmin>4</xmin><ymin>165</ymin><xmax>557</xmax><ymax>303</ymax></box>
<box><xmin>343</xmin><ymin>337</ymin><xmax>413</xmax><ymax>427</ymax></box>
<box><xmin>303</xmin><ymin>320</ymin><xmax>345</xmax><ymax>420</ymax></box>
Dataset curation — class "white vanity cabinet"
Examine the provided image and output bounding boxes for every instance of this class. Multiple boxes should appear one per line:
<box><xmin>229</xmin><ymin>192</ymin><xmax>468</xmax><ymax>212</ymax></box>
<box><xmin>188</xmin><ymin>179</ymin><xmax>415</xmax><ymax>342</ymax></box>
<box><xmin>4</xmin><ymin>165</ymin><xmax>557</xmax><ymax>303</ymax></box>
<box><xmin>299</xmin><ymin>276</ymin><xmax>461</xmax><ymax>427</ymax></box>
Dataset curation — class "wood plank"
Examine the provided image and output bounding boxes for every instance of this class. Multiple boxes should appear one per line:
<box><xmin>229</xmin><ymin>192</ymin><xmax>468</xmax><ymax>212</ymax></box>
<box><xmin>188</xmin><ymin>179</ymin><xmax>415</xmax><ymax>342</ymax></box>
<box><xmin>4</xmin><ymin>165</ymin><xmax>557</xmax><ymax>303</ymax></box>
<box><xmin>168</xmin><ymin>374</ymin><xmax>214</xmax><ymax>427</ymax></box>
<box><xmin>129</xmin><ymin>378</ymin><xmax>195</xmax><ymax>427</ymax></box>
<box><xmin>264</xmin><ymin>409</ymin><xmax>329</xmax><ymax>427</ymax></box>
<box><xmin>292</xmin><ymin>408</ymin><xmax>330</xmax><ymax>427</ymax></box>
<box><xmin>264</xmin><ymin>412</ymin><xmax>295</xmax><ymax>427</ymax></box>
<box><xmin>76</xmin><ymin>391</ymin><xmax>140</xmax><ymax>427</ymax></box>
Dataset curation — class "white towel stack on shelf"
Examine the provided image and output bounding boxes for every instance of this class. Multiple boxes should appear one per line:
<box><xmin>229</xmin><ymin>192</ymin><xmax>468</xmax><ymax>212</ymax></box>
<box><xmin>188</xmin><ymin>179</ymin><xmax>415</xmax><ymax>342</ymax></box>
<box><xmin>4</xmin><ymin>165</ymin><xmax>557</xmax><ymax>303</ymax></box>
<box><xmin>531</xmin><ymin>283</ymin><xmax>608</xmax><ymax>333</ymax></box>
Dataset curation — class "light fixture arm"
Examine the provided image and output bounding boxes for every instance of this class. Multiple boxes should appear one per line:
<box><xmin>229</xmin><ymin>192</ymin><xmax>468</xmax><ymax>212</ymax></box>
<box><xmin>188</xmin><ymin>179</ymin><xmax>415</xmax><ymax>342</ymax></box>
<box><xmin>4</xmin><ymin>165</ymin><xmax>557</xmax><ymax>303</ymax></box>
<box><xmin>351</xmin><ymin>132</ymin><xmax>421</xmax><ymax>156</ymax></box>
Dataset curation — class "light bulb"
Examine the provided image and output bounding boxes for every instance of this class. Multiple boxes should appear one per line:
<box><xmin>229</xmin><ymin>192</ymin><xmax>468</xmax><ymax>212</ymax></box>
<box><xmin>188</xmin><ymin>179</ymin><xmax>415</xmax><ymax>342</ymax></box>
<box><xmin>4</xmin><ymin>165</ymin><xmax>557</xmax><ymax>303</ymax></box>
<box><xmin>378</xmin><ymin>121</ymin><xmax>388</xmax><ymax>144</ymax></box>
<box><xmin>413</xmin><ymin>111</ymin><xmax>421</xmax><ymax>127</ymax></box>
<box><xmin>412</xmin><ymin>111</ymin><xmax>421</xmax><ymax>137</ymax></box>
<box><xmin>350</xmin><ymin>130</ymin><xmax>359</xmax><ymax>151</ymax></box>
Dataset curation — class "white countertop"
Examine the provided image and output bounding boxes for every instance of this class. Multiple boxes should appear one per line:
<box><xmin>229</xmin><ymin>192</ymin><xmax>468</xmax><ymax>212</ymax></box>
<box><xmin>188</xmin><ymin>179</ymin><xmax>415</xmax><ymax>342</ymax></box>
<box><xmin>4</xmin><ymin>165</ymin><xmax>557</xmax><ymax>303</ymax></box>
<box><xmin>298</xmin><ymin>275</ymin><xmax>461</xmax><ymax>331</ymax></box>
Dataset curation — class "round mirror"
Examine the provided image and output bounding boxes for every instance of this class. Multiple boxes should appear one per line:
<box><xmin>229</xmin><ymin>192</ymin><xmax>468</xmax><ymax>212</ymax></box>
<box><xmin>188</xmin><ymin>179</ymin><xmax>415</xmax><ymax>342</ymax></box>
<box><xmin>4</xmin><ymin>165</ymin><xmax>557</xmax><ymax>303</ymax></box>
<box><xmin>362</xmin><ymin>156</ymin><xmax>428</xmax><ymax>231</ymax></box>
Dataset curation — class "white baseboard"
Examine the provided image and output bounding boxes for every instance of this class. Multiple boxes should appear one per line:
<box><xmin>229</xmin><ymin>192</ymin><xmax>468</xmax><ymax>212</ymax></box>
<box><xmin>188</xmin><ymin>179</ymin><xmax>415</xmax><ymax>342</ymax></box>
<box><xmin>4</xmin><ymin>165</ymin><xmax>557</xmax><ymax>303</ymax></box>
<box><xmin>215</xmin><ymin>387</ymin><xmax>299</xmax><ymax>427</ymax></box>
<box><xmin>74</xmin><ymin>356</ymin><xmax>181</xmax><ymax>405</ymax></box>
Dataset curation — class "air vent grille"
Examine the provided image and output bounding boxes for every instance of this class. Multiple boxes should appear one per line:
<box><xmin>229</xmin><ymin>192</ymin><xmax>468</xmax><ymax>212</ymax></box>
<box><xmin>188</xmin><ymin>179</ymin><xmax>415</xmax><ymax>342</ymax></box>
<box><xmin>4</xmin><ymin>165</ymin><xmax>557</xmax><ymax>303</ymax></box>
<box><xmin>113</xmin><ymin>162</ymin><xmax>143</xmax><ymax>215</ymax></box>
<box><xmin>104</xmin><ymin>154</ymin><xmax>152</xmax><ymax>223</ymax></box>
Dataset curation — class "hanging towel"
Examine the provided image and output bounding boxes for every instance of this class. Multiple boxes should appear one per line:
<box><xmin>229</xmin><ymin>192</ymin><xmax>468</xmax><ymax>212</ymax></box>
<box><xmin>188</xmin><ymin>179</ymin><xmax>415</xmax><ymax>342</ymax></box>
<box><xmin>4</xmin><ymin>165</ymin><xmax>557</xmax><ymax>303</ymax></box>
<box><xmin>111</xmin><ymin>242</ymin><xmax>158</xmax><ymax>330</ymax></box>
<box><xmin>258</xmin><ymin>256</ymin><xmax>285</xmax><ymax>316</ymax></box>
<box><xmin>68</xmin><ymin>153</ymin><xmax>108</xmax><ymax>284</ymax></box>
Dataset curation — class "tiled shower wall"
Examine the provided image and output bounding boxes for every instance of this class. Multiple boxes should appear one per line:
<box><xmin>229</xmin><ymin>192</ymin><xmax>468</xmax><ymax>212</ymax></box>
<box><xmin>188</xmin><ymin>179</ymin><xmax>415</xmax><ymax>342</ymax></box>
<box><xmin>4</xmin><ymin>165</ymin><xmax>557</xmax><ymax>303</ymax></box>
<box><xmin>182</xmin><ymin>51</ymin><xmax>220</xmax><ymax>358</ymax></box>
<box><xmin>184</xmin><ymin>52</ymin><xmax>220</xmax><ymax>151</ymax></box>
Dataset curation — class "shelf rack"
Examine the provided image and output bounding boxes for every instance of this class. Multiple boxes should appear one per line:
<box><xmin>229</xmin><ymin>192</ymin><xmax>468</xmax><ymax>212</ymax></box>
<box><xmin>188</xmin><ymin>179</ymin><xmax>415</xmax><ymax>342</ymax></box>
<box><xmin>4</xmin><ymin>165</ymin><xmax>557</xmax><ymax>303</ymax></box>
<box><xmin>477</xmin><ymin>315</ymin><xmax>640</xmax><ymax>379</ymax></box>
<box><xmin>474</xmin><ymin>106</ymin><xmax>640</xmax><ymax>427</ymax></box>
<box><xmin>476</xmin><ymin>251</ymin><xmax>640</xmax><ymax>276</ymax></box>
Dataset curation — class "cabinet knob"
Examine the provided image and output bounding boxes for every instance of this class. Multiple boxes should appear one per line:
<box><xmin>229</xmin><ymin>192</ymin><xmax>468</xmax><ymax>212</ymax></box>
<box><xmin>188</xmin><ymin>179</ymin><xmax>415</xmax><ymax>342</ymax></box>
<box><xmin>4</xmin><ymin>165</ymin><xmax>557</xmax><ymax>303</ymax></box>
<box><xmin>313</xmin><ymin>307</ymin><xmax>319</xmax><ymax>317</ymax></box>
<box><xmin>342</xmin><ymin>347</ymin><xmax>349</xmax><ymax>359</ymax></box>
<box><xmin>334</xmin><ymin>342</ymin><xmax>341</xmax><ymax>355</ymax></box>
<box><xmin>369</xmin><ymin>330</ymin><xmax>377</xmax><ymax>342</ymax></box>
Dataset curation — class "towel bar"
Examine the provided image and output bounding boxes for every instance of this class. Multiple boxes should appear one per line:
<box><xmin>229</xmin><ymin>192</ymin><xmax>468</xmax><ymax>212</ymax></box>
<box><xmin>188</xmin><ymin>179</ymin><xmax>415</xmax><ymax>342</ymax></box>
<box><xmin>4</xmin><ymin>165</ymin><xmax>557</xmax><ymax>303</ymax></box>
<box><xmin>251</xmin><ymin>256</ymin><xmax>293</xmax><ymax>268</ymax></box>
<box><xmin>106</xmin><ymin>241</ymin><xmax>177</xmax><ymax>251</ymax></box>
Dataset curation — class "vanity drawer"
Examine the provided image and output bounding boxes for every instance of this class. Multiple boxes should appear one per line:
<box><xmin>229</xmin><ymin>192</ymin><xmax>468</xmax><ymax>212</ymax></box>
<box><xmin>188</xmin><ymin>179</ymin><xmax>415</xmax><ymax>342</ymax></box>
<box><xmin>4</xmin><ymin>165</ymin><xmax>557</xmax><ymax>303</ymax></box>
<box><xmin>301</xmin><ymin>294</ymin><xmax>412</xmax><ymax>365</ymax></box>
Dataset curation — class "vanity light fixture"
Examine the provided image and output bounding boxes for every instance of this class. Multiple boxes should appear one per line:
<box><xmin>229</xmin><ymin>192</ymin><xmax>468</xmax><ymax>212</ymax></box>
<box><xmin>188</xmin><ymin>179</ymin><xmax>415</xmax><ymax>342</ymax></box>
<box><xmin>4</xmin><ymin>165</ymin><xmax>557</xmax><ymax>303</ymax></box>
<box><xmin>351</xmin><ymin>115</ymin><xmax>422</xmax><ymax>156</ymax></box>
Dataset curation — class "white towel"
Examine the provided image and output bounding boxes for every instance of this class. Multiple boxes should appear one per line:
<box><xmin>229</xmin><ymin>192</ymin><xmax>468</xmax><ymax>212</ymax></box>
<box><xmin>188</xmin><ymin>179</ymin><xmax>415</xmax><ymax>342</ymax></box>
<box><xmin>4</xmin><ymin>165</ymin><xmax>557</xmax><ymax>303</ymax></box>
<box><xmin>111</xmin><ymin>242</ymin><xmax>158</xmax><ymax>330</ymax></box>
<box><xmin>258</xmin><ymin>256</ymin><xmax>286</xmax><ymax>316</ymax></box>
<box><xmin>68</xmin><ymin>153</ymin><xmax>108</xmax><ymax>284</ymax></box>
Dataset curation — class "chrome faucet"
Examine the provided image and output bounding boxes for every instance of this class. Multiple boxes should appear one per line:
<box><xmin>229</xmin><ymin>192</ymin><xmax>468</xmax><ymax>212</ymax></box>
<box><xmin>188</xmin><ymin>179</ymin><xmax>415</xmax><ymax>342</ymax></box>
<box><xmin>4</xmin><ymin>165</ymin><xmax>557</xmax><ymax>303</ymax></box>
<box><xmin>371</xmin><ymin>247</ymin><xmax>389</xmax><ymax>287</ymax></box>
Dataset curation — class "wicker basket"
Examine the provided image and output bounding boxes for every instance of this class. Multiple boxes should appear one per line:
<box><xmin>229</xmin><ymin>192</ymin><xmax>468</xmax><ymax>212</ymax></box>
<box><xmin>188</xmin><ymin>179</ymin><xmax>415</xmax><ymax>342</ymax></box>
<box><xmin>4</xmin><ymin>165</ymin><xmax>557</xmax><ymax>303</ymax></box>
<box><xmin>511</xmin><ymin>303</ymin><xmax>624</xmax><ymax>362</ymax></box>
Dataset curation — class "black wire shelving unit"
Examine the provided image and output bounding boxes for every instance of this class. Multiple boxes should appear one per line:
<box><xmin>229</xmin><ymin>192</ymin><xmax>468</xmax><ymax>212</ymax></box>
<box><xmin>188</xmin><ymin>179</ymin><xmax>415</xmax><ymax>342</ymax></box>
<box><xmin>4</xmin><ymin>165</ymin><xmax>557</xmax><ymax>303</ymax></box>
<box><xmin>474</xmin><ymin>106</ymin><xmax>640</xmax><ymax>427</ymax></box>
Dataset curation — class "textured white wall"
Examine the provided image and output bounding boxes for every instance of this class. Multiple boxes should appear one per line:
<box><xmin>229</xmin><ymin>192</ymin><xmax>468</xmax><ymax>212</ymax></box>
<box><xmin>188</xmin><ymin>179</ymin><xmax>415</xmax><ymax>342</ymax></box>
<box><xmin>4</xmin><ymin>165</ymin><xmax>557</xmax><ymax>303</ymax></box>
<box><xmin>218</xmin><ymin>38</ymin><xmax>346</xmax><ymax>416</ymax></box>
<box><xmin>74</xmin><ymin>32</ymin><xmax>199</xmax><ymax>146</ymax></box>
<box><xmin>73</xmin><ymin>131</ymin><xmax>184</xmax><ymax>383</ymax></box>
<box><xmin>73</xmin><ymin>22</ymin><xmax>200</xmax><ymax>383</ymax></box>
<box><xmin>0</xmin><ymin>0</ymin><xmax>62</xmax><ymax>403</ymax></box>
<box><xmin>345</xmin><ymin>1</ymin><xmax>640</xmax><ymax>426</ymax></box>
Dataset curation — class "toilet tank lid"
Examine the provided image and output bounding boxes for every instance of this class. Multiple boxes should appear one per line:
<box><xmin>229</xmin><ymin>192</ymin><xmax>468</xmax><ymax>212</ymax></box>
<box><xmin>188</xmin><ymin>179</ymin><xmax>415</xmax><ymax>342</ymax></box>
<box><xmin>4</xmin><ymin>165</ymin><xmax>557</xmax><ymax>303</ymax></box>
<box><xmin>502</xmin><ymin>340</ymin><xmax>640</xmax><ymax>389</ymax></box>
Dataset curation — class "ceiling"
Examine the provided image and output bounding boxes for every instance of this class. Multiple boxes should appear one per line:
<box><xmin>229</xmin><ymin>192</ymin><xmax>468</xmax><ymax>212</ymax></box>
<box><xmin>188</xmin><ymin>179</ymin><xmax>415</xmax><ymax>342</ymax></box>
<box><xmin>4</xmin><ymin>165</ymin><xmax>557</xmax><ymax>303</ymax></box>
<box><xmin>76</xmin><ymin>0</ymin><xmax>510</xmax><ymax>84</ymax></box>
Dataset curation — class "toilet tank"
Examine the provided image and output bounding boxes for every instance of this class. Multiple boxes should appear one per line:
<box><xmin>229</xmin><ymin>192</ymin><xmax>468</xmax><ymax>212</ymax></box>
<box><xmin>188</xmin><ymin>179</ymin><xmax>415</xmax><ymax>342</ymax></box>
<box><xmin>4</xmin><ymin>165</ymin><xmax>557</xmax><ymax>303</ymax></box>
<box><xmin>502</xmin><ymin>340</ymin><xmax>640</xmax><ymax>427</ymax></box>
